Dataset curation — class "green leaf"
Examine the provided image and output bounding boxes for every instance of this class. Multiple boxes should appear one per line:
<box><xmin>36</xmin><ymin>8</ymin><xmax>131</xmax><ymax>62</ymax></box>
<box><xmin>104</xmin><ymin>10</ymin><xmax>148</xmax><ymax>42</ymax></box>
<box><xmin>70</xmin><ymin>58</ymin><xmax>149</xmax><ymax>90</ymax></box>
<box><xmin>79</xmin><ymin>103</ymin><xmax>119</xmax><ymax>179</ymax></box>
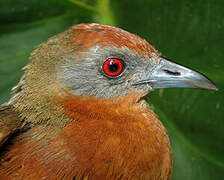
<box><xmin>0</xmin><ymin>0</ymin><xmax>223</xmax><ymax>179</ymax></box>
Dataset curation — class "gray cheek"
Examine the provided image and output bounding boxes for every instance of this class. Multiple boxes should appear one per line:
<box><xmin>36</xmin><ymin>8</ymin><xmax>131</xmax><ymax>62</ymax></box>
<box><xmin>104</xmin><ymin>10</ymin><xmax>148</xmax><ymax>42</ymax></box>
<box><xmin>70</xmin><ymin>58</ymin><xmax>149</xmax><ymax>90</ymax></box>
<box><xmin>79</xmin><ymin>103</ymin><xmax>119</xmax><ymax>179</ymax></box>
<box><xmin>58</xmin><ymin>58</ymin><xmax>130</xmax><ymax>98</ymax></box>
<box><xmin>57</xmin><ymin>47</ymin><xmax>158</xmax><ymax>99</ymax></box>
<box><xmin>58</xmin><ymin>60</ymin><xmax>150</xmax><ymax>98</ymax></box>
<box><xmin>59</xmin><ymin>60</ymin><xmax>104</xmax><ymax>95</ymax></box>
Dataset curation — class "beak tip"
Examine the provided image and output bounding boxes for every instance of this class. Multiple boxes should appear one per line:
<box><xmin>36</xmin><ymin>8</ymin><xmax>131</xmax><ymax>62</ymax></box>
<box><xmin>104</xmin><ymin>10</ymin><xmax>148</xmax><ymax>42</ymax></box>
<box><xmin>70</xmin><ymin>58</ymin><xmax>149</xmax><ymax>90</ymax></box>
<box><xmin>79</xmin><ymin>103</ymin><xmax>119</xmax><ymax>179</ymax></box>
<box><xmin>207</xmin><ymin>86</ymin><xmax>218</xmax><ymax>91</ymax></box>
<box><xmin>212</xmin><ymin>85</ymin><xmax>219</xmax><ymax>91</ymax></box>
<box><xmin>203</xmin><ymin>79</ymin><xmax>218</xmax><ymax>91</ymax></box>
<box><xmin>195</xmin><ymin>79</ymin><xmax>218</xmax><ymax>91</ymax></box>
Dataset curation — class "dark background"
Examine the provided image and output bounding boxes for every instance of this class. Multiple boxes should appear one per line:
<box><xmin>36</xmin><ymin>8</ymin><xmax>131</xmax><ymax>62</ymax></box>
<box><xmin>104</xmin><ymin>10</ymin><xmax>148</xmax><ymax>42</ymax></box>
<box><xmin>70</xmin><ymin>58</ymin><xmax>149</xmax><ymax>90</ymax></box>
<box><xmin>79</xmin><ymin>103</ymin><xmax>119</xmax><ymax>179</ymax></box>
<box><xmin>0</xmin><ymin>0</ymin><xmax>223</xmax><ymax>179</ymax></box>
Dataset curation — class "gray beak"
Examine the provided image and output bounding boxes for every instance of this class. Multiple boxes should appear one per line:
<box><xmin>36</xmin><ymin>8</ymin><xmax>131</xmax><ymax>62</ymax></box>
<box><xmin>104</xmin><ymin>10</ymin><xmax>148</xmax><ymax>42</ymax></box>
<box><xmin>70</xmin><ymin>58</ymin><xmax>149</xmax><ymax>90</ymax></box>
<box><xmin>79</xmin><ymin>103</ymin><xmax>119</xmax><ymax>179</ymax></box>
<box><xmin>136</xmin><ymin>57</ymin><xmax>217</xmax><ymax>90</ymax></box>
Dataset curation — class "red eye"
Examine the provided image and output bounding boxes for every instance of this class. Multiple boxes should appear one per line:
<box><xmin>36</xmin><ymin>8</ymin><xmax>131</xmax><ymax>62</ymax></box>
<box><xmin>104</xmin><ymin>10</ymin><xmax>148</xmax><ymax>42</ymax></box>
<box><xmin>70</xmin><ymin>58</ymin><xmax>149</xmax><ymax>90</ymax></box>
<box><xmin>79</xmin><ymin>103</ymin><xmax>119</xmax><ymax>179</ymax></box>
<box><xmin>103</xmin><ymin>58</ymin><xmax>124</xmax><ymax>77</ymax></box>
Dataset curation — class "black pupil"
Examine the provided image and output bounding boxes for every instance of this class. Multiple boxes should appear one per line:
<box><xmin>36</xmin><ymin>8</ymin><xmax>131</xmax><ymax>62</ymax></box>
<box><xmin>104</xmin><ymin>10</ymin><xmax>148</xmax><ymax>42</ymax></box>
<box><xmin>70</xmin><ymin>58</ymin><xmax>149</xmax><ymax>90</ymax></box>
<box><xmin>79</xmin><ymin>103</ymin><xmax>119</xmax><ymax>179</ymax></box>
<box><xmin>109</xmin><ymin>61</ymin><xmax>119</xmax><ymax>72</ymax></box>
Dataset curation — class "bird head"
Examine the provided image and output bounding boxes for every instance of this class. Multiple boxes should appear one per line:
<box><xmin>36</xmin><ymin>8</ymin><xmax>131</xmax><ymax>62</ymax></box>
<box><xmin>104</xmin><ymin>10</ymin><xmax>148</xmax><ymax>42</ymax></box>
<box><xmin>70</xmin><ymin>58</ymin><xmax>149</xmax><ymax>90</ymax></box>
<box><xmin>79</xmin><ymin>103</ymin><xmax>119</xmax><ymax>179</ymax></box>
<box><xmin>11</xmin><ymin>23</ymin><xmax>217</xmax><ymax>126</ymax></box>
<box><xmin>57</xmin><ymin>23</ymin><xmax>217</xmax><ymax>98</ymax></box>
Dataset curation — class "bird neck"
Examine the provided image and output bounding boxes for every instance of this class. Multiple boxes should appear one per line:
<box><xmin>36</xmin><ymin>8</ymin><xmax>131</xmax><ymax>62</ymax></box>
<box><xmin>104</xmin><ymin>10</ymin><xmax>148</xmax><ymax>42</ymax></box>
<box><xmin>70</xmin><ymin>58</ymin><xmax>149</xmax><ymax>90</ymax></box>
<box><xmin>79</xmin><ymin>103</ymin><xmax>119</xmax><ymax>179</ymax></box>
<box><xmin>11</xmin><ymin>66</ymin><xmax>146</xmax><ymax>127</ymax></box>
<box><xmin>58</xmin><ymin>92</ymin><xmax>146</xmax><ymax>122</ymax></box>
<box><xmin>10</xmin><ymin>73</ymin><xmax>70</xmax><ymax>127</ymax></box>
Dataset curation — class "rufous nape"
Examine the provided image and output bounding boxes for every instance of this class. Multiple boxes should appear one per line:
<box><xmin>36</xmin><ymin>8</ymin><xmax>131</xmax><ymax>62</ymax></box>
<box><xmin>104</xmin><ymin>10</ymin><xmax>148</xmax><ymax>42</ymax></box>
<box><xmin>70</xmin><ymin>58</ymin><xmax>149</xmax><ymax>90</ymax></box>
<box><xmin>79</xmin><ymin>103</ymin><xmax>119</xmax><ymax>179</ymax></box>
<box><xmin>0</xmin><ymin>23</ymin><xmax>217</xmax><ymax>180</ymax></box>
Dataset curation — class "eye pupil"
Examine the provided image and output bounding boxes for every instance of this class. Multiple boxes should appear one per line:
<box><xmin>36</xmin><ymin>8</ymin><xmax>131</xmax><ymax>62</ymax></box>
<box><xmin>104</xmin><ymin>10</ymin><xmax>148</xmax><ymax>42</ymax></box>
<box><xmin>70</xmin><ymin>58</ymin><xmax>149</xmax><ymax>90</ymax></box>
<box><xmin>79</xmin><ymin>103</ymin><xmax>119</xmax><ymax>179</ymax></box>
<box><xmin>108</xmin><ymin>61</ymin><xmax>119</xmax><ymax>72</ymax></box>
<box><xmin>103</xmin><ymin>58</ymin><xmax>124</xmax><ymax>77</ymax></box>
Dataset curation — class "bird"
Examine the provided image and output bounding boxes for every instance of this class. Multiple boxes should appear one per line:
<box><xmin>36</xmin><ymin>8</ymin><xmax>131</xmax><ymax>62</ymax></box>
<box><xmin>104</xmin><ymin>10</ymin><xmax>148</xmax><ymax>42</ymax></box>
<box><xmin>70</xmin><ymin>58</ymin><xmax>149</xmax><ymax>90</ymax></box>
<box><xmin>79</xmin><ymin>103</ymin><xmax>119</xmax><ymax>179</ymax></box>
<box><xmin>0</xmin><ymin>23</ymin><xmax>217</xmax><ymax>180</ymax></box>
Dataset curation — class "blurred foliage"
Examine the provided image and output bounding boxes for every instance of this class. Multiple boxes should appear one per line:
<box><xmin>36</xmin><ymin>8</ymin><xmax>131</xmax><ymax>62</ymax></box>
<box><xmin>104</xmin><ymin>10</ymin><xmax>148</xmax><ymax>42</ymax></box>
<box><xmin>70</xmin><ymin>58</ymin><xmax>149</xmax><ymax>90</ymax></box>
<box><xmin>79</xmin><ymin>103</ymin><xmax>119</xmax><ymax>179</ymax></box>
<box><xmin>0</xmin><ymin>0</ymin><xmax>223</xmax><ymax>179</ymax></box>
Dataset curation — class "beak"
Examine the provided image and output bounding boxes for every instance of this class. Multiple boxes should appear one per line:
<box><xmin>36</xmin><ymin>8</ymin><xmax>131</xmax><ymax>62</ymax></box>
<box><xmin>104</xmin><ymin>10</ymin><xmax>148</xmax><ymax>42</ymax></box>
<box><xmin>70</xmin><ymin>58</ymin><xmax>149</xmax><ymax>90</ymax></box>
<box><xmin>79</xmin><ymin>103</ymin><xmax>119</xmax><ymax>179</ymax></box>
<box><xmin>135</xmin><ymin>57</ymin><xmax>218</xmax><ymax>90</ymax></box>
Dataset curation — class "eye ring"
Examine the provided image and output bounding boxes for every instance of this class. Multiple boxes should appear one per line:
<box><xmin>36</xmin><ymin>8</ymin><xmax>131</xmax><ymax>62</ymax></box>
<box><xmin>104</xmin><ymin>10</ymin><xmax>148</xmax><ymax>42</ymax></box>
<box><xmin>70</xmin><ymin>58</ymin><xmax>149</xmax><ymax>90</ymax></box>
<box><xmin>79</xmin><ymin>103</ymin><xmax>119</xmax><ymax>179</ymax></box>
<box><xmin>102</xmin><ymin>58</ymin><xmax>125</xmax><ymax>77</ymax></box>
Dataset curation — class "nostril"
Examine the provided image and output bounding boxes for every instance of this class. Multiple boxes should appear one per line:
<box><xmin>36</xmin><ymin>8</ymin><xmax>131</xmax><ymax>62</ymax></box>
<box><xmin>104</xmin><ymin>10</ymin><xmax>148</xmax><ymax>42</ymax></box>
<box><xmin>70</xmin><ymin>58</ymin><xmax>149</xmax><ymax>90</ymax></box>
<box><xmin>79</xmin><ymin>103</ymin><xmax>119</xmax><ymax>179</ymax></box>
<box><xmin>163</xmin><ymin>69</ymin><xmax>181</xmax><ymax>76</ymax></box>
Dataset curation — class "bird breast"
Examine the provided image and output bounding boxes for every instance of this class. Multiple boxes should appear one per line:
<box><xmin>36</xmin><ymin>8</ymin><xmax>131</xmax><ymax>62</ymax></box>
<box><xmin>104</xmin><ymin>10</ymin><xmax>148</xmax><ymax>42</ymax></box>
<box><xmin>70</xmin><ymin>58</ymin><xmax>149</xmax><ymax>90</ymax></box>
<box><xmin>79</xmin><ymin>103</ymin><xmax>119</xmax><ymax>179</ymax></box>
<box><xmin>0</xmin><ymin>93</ymin><xmax>172</xmax><ymax>180</ymax></box>
<box><xmin>57</xmin><ymin>93</ymin><xmax>173</xmax><ymax>180</ymax></box>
